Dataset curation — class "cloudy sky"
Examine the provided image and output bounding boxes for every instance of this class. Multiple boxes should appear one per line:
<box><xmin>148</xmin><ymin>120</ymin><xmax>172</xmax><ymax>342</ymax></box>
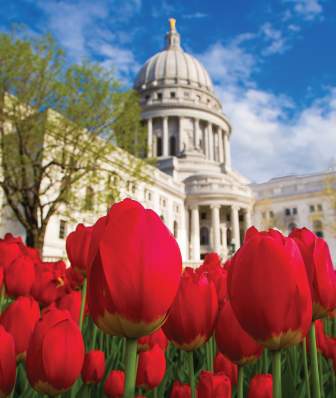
<box><xmin>1</xmin><ymin>0</ymin><xmax>336</xmax><ymax>182</ymax></box>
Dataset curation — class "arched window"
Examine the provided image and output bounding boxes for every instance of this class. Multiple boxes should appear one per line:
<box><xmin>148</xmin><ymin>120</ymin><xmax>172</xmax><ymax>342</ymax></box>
<box><xmin>173</xmin><ymin>221</ymin><xmax>178</xmax><ymax>238</ymax></box>
<box><xmin>288</xmin><ymin>222</ymin><xmax>297</xmax><ymax>233</ymax></box>
<box><xmin>84</xmin><ymin>187</ymin><xmax>94</xmax><ymax>211</ymax></box>
<box><xmin>313</xmin><ymin>220</ymin><xmax>323</xmax><ymax>238</ymax></box>
<box><xmin>160</xmin><ymin>215</ymin><xmax>165</xmax><ymax>223</ymax></box>
<box><xmin>169</xmin><ymin>136</ymin><xmax>176</xmax><ymax>156</ymax></box>
<box><xmin>200</xmin><ymin>226</ymin><xmax>209</xmax><ymax>245</ymax></box>
<box><xmin>156</xmin><ymin>136</ymin><xmax>162</xmax><ymax>156</ymax></box>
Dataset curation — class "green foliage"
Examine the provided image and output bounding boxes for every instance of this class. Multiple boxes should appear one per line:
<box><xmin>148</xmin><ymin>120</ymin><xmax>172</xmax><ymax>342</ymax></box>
<box><xmin>0</xmin><ymin>27</ymin><xmax>147</xmax><ymax>248</ymax></box>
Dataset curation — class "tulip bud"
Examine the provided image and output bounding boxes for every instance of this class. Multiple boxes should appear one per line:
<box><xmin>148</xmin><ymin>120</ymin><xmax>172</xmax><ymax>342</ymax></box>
<box><xmin>214</xmin><ymin>352</ymin><xmax>238</xmax><ymax>386</ymax></box>
<box><xmin>0</xmin><ymin>296</ymin><xmax>40</xmax><ymax>359</ymax></box>
<box><xmin>248</xmin><ymin>374</ymin><xmax>273</xmax><ymax>398</ymax></box>
<box><xmin>66</xmin><ymin>224</ymin><xmax>93</xmax><ymax>276</ymax></box>
<box><xmin>170</xmin><ymin>380</ymin><xmax>191</xmax><ymax>397</ymax></box>
<box><xmin>87</xmin><ymin>199</ymin><xmax>182</xmax><ymax>338</ymax></box>
<box><xmin>104</xmin><ymin>370</ymin><xmax>125</xmax><ymax>398</ymax></box>
<box><xmin>57</xmin><ymin>290</ymin><xmax>82</xmax><ymax>324</ymax></box>
<box><xmin>290</xmin><ymin>227</ymin><xmax>336</xmax><ymax>319</ymax></box>
<box><xmin>162</xmin><ymin>268</ymin><xmax>218</xmax><ymax>351</ymax></box>
<box><xmin>229</xmin><ymin>227</ymin><xmax>312</xmax><ymax>350</ymax></box>
<box><xmin>197</xmin><ymin>371</ymin><xmax>231</xmax><ymax>397</ymax></box>
<box><xmin>138</xmin><ymin>328</ymin><xmax>168</xmax><ymax>352</ymax></box>
<box><xmin>215</xmin><ymin>300</ymin><xmax>263</xmax><ymax>365</ymax></box>
<box><xmin>136</xmin><ymin>344</ymin><xmax>166</xmax><ymax>390</ymax></box>
<box><xmin>26</xmin><ymin>308</ymin><xmax>85</xmax><ymax>396</ymax></box>
<box><xmin>0</xmin><ymin>325</ymin><xmax>16</xmax><ymax>397</ymax></box>
<box><xmin>81</xmin><ymin>350</ymin><xmax>105</xmax><ymax>384</ymax></box>
<box><xmin>0</xmin><ymin>233</ymin><xmax>25</xmax><ymax>269</ymax></box>
<box><xmin>4</xmin><ymin>255</ymin><xmax>36</xmax><ymax>297</ymax></box>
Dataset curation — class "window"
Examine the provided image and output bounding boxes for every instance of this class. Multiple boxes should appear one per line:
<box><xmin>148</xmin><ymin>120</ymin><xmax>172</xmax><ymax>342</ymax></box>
<box><xmin>173</xmin><ymin>221</ymin><xmax>178</xmax><ymax>238</ymax></box>
<box><xmin>160</xmin><ymin>215</ymin><xmax>165</xmax><ymax>223</ymax></box>
<box><xmin>317</xmin><ymin>204</ymin><xmax>323</xmax><ymax>211</ymax></box>
<box><xmin>285</xmin><ymin>208</ymin><xmax>291</xmax><ymax>216</ymax></box>
<box><xmin>293</xmin><ymin>207</ymin><xmax>297</xmax><ymax>215</ymax></box>
<box><xmin>310</xmin><ymin>205</ymin><xmax>315</xmax><ymax>213</ymax></box>
<box><xmin>288</xmin><ymin>222</ymin><xmax>297</xmax><ymax>233</ymax></box>
<box><xmin>200</xmin><ymin>226</ymin><xmax>209</xmax><ymax>245</ymax></box>
<box><xmin>196</xmin><ymin>95</ymin><xmax>201</xmax><ymax>102</ymax></box>
<box><xmin>156</xmin><ymin>136</ymin><xmax>162</xmax><ymax>156</ymax></box>
<box><xmin>84</xmin><ymin>187</ymin><xmax>94</xmax><ymax>211</ymax></box>
<box><xmin>160</xmin><ymin>197</ymin><xmax>166</xmax><ymax>207</ymax></box>
<box><xmin>201</xmin><ymin>212</ymin><xmax>207</xmax><ymax>220</ymax></box>
<box><xmin>157</xmin><ymin>93</ymin><xmax>162</xmax><ymax>100</ymax></box>
<box><xmin>169</xmin><ymin>136</ymin><xmax>176</xmax><ymax>156</ymax></box>
<box><xmin>145</xmin><ymin>190</ymin><xmax>152</xmax><ymax>201</ymax></box>
<box><xmin>262</xmin><ymin>212</ymin><xmax>266</xmax><ymax>219</ymax></box>
<box><xmin>170</xmin><ymin>92</ymin><xmax>176</xmax><ymax>98</ymax></box>
<box><xmin>59</xmin><ymin>220</ymin><xmax>67</xmax><ymax>240</ymax></box>
<box><xmin>269</xmin><ymin>211</ymin><xmax>274</xmax><ymax>218</ymax></box>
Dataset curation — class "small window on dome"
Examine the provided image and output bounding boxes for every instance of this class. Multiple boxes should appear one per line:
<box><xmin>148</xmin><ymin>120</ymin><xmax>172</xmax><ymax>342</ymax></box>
<box><xmin>196</xmin><ymin>95</ymin><xmax>201</xmax><ymax>102</ymax></box>
<box><xmin>184</xmin><ymin>92</ymin><xmax>190</xmax><ymax>97</ymax></box>
<box><xmin>170</xmin><ymin>92</ymin><xmax>176</xmax><ymax>98</ymax></box>
<box><xmin>157</xmin><ymin>93</ymin><xmax>162</xmax><ymax>100</ymax></box>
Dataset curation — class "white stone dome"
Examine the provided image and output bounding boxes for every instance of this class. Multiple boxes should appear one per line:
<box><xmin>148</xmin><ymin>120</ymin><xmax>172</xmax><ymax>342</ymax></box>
<box><xmin>134</xmin><ymin>19</ymin><xmax>214</xmax><ymax>93</ymax></box>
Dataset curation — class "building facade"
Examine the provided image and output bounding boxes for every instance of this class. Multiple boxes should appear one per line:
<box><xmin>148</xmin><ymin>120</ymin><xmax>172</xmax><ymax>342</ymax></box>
<box><xmin>0</xmin><ymin>19</ymin><xmax>335</xmax><ymax>263</ymax></box>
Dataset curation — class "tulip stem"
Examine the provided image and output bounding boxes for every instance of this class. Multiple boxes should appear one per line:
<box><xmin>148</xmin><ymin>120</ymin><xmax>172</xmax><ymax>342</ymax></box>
<box><xmin>79</xmin><ymin>278</ymin><xmax>87</xmax><ymax>331</ymax></box>
<box><xmin>272</xmin><ymin>350</ymin><xmax>282</xmax><ymax>398</ymax></box>
<box><xmin>309</xmin><ymin>322</ymin><xmax>321</xmax><ymax>398</ymax></box>
<box><xmin>123</xmin><ymin>338</ymin><xmax>138</xmax><ymax>398</ymax></box>
<box><xmin>302</xmin><ymin>338</ymin><xmax>311</xmax><ymax>398</ymax></box>
<box><xmin>187</xmin><ymin>351</ymin><xmax>196</xmax><ymax>398</ymax></box>
<box><xmin>237</xmin><ymin>366</ymin><xmax>244</xmax><ymax>398</ymax></box>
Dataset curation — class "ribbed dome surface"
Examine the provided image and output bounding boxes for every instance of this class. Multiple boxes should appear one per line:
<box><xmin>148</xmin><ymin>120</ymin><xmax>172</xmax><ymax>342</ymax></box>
<box><xmin>134</xmin><ymin>19</ymin><xmax>214</xmax><ymax>93</ymax></box>
<box><xmin>134</xmin><ymin>50</ymin><xmax>213</xmax><ymax>92</ymax></box>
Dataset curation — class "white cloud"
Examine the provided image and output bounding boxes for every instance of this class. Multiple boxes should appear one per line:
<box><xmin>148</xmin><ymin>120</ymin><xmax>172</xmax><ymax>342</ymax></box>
<box><xmin>284</xmin><ymin>0</ymin><xmax>323</xmax><ymax>21</ymax></box>
<box><xmin>261</xmin><ymin>23</ymin><xmax>287</xmax><ymax>55</ymax></box>
<box><xmin>198</xmin><ymin>40</ymin><xmax>336</xmax><ymax>182</ymax></box>
<box><xmin>183</xmin><ymin>12</ymin><xmax>208</xmax><ymax>19</ymax></box>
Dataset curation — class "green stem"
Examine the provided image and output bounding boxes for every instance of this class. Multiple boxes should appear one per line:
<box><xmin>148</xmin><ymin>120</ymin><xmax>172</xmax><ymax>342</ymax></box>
<box><xmin>237</xmin><ymin>366</ymin><xmax>244</xmax><ymax>398</ymax></box>
<box><xmin>330</xmin><ymin>359</ymin><xmax>336</xmax><ymax>398</ymax></box>
<box><xmin>79</xmin><ymin>278</ymin><xmax>87</xmax><ymax>331</ymax></box>
<box><xmin>0</xmin><ymin>285</ymin><xmax>5</xmax><ymax>311</ymax></box>
<box><xmin>310</xmin><ymin>323</ymin><xmax>321</xmax><ymax>398</ymax></box>
<box><xmin>302</xmin><ymin>338</ymin><xmax>311</xmax><ymax>398</ymax></box>
<box><xmin>187</xmin><ymin>351</ymin><xmax>196</xmax><ymax>398</ymax></box>
<box><xmin>90</xmin><ymin>323</ymin><xmax>98</xmax><ymax>350</ymax></box>
<box><xmin>272</xmin><ymin>350</ymin><xmax>282</xmax><ymax>398</ymax></box>
<box><xmin>123</xmin><ymin>338</ymin><xmax>138</xmax><ymax>398</ymax></box>
<box><xmin>318</xmin><ymin>352</ymin><xmax>324</xmax><ymax>398</ymax></box>
<box><xmin>153</xmin><ymin>387</ymin><xmax>158</xmax><ymax>398</ymax></box>
<box><xmin>264</xmin><ymin>348</ymin><xmax>269</xmax><ymax>373</ymax></box>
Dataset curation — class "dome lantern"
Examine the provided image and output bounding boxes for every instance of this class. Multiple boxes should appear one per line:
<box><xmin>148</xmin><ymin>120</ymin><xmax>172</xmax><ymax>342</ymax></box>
<box><xmin>165</xmin><ymin>18</ymin><xmax>181</xmax><ymax>51</ymax></box>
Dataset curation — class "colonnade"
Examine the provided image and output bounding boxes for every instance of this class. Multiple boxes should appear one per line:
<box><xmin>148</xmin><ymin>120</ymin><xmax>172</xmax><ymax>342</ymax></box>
<box><xmin>188</xmin><ymin>204</ymin><xmax>252</xmax><ymax>261</ymax></box>
<box><xmin>146</xmin><ymin>117</ymin><xmax>231</xmax><ymax>168</ymax></box>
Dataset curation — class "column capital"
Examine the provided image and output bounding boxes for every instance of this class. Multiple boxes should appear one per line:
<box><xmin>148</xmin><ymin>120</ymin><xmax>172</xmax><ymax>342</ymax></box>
<box><xmin>231</xmin><ymin>204</ymin><xmax>240</xmax><ymax>211</ymax></box>
<box><xmin>210</xmin><ymin>203</ymin><xmax>221</xmax><ymax>210</ymax></box>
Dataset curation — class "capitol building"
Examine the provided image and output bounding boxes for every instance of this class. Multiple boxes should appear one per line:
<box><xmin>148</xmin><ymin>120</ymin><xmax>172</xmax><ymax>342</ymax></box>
<box><xmin>1</xmin><ymin>20</ymin><xmax>335</xmax><ymax>263</ymax></box>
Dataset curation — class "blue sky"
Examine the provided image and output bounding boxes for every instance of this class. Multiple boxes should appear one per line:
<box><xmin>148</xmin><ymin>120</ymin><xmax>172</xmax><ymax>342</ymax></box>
<box><xmin>1</xmin><ymin>0</ymin><xmax>336</xmax><ymax>182</ymax></box>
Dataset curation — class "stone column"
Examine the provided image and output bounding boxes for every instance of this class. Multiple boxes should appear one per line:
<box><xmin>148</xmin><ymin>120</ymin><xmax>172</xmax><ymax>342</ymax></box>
<box><xmin>163</xmin><ymin>116</ymin><xmax>169</xmax><ymax>156</ymax></box>
<box><xmin>204</xmin><ymin>122</ymin><xmax>209</xmax><ymax>159</ymax></box>
<box><xmin>211</xmin><ymin>204</ymin><xmax>221</xmax><ymax>253</ymax></box>
<box><xmin>147</xmin><ymin>118</ymin><xmax>153</xmax><ymax>157</ymax></box>
<box><xmin>191</xmin><ymin>206</ymin><xmax>200</xmax><ymax>261</ymax></box>
<box><xmin>209</xmin><ymin>124</ymin><xmax>214</xmax><ymax>160</ymax></box>
<box><xmin>222</xmin><ymin>223</ymin><xmax>228</xmax><ymax>258</ymax></box>
<box><xmin>243</xmin><ymin>208</ymin><xmax>252</xmax><ymax>242</ymax></box>
<box><xmin>219</xmin><ymin>129</ymin><xmax>224</xmax><ymax>163</ymax></box>
<box><xmin>178</xmin><ymin>117</ymin><xmax>183</xmax><ymax>154</ymax></box>
<box><xmin>231</xmin><ymin>205</ymin><xmax>240</xmax><ymax>250</ymax></box>
<box><xmin>224</xmin><ymin>131</ymin><xmax>231</xmax><ymax>170</ymax></box>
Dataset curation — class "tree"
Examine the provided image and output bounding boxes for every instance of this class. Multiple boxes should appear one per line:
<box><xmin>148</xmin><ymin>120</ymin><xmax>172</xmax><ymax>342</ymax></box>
<box><xmin>0</xmin><ymin>29</ymin><xmax>148</xmax><ymax>250</ymax></box>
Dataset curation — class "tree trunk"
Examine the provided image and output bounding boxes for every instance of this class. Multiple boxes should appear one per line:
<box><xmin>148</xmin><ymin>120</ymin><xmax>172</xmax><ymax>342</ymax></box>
<box><xmin>25</xmin><ymin>226</ymin><xmax>46</xmax><ymax>252</ymax></box>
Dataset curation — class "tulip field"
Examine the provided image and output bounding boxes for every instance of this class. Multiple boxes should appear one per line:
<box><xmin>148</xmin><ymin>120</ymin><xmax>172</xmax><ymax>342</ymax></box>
<box><xmin>0</xmin><ymin>198</ymin><xmax>336</xmax><ymax>397</ymax></box>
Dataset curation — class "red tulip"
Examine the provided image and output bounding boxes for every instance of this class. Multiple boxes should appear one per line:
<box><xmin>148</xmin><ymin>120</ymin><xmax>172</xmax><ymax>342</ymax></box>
<box><xmin>104</xmin><ymin>370</ymin><xmax>125</xmax><ymax>398</ymax></box>
<box><xmin>31</xmin><ymin>260</ymin><xmax>67</xmax><ymax>306</ymax></box>
<box><xmin>65</xmin><ymin>267</ymin><xmax>84</xmax><ymax>290</ymax></box>
<box><xmin>0</xmin><ymin>325</ymin><xmax>16</xmax><ymax>397</ymax></box>
<box><xmin>81</xmin><ymin>350</ymin><xmax>105</xmax><ymax>384</ymax></box>
<box><xmin>26</xmin><ymin>308</ymin><xmax>85</xmax><ymax>396</ymax></box>
<box><xmin>214</xmin><ymin>352</ymin><xmax>238</xmax><ymax>385</ymax></box>
<box><xmin>87</xmin><ymin>199</ymin><xmax>182</xmax><ymax>338</ymax></box>
<box><xmin>136</xmin><ymin>344</ymin><xmax>166</xmax><ymax>389</ymax></box>
<box><xmin>0</xmin><ymin>296</ymin><xmax>40</xmax><ymax>359</ymax></box>
<box><xmin>57</xmin><ymin>290</ymin><xmax>82</xmax><ymax>324</ymax></box>
<box><xmin>0</xmin><ymin>233</ymin><xmax>25</xmax><ymax>269</ymax></box>
<box><xmin>229</xmin><ymin>227</ymin><xmax>312</xmax><ymax>350</ymax></box>
<box><xmin>197</xmin><ymin>371</ymin><xmax>231</xmax><ymax>398</ymax></box>
<box><xmin>162</xmin><ymin>268</ymin><xmax>218</xmax><ymax>350</ymax></box>
<box><xmin>66</xmin><ymin>223</ymin><xmax>93</xmax><ymax>276</ymax></box>
<box><xmin>170</xmin><ymin>380</ymin><xmax>191</xmax><ymax>397</ymax></box>
<box><xmin>4</xmin><ymin>255</ymin><xmax>36</xmax><ymax>297</ymax></box>
<box><xmin>138</xmin><ymin>328</ymin><xmax>168</xmax><ymax>352</ymax></box>
<box><xmin>290</xmin><ymin>227</ymin><xmax>336</xmax><ymax>319</ymax></box>
<box><xmin>248</xmin><ymin>374</ymin><xmax>273</xmax><ymax>398</ymax></box>
<box><xmin>215</xmin><ymin>300</ymin><xmax>263</xmax><ymax>365</ymax></box>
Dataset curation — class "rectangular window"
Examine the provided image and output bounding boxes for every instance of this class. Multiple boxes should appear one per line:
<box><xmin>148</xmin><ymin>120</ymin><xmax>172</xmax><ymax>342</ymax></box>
<box><xmin>317</xmin><ymin>204</ymin><xmax>323</xmax><ymax>211</ymax></box>
<box><xmin>309</xmin><ymin>205</ymin><xmax>315</xmax><ymax>213</ymax></box>
<box><xmin>157</xmin><ymin>93</ymin><xmax>162</xmax><ymax>100</ymax></box>
<box><xmin>293</xmin><ymin>207</ymin><xmax>297</xmax><ymax>215</ymax></box>
<box><xmin>285</xmin><ymin>208</ymin><xmax>291</xmax><ymax>216</ymax></box>
<box><xmin>59</xmin><ymin>220</ymin><xmax>67</xmax><ymax>240</ymax></box>
<box><xmin>269</xmin><ymin>211</ymin><xmax>274</xmax><ymax>218</ymax></box>
<box><xmin>170</xmin><ymin>92</ymin><xmax>176</xmax><ymax>98</ymax></box>
<box><xmin>201</xmin><ymin>212</ymin><xmax>207</xmax><ymax>220</ymax></box>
